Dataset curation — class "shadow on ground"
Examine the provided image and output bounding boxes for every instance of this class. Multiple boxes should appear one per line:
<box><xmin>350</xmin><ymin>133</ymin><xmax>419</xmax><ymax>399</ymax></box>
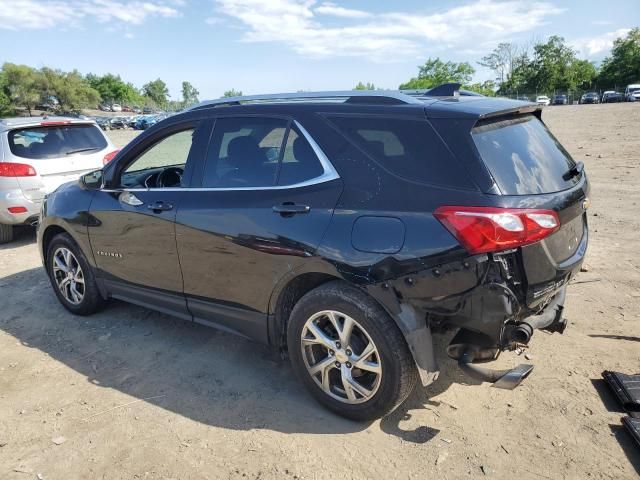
<box><xmin>0</xmin><ymin>266</ymin><xmax>474</xmax><ymax>441</ymax></box>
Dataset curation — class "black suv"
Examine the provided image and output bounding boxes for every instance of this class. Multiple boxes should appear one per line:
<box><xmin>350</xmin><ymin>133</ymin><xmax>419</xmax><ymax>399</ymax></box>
<box><xmin>38</xmin><ymin>87</ymin><xmax>589</xmax><ymax>420</ymax></box>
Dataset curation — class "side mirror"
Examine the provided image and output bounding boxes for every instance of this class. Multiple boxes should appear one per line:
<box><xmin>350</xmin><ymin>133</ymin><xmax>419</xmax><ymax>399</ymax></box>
<box><xmin>81</xmin><ymin>169</ymin><xmax>104</xmax><ymax>190</ymax></box>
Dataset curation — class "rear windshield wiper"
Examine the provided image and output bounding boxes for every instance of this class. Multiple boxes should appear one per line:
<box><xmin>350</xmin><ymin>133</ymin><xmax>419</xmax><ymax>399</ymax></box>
<box><xmin>66</xmin><ymin>147</ymin><xmax>101</xmax><ymax>155</ymax></box>
<box><xmin>562</xmin><ymin>161</ymin><xmax>584</xmax><ymax>181</ymax></box>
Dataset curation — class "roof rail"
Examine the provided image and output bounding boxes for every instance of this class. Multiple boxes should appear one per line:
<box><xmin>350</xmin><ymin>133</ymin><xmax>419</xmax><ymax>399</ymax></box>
<box><xmin>189</xmin><ymin>90</ymin><xmax>426</xmax><ymax>110</ymax></box>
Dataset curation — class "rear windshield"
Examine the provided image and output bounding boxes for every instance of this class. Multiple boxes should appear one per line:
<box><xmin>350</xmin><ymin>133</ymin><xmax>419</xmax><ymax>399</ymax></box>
<box><xmin>326</xmin><ymin>115</ymin><xmax>474</xmax><ymax>189</ymax></box>
<box><xmin>472</xmin><ymin>115</ymin><xmax>579</xmax><ymax>195</ymax></box>
<box><xmin>8</xmin><ymin>124</ymin><xmax>107</xmax><ymax>159</ymax></box>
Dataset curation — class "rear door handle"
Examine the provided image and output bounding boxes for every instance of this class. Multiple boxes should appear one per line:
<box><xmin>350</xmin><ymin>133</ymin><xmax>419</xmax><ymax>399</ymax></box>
<box><xmin>147</xmin><ymin>201</ymin><xmax>173</xmax><ymax>212</ymax></box>
<box><xmin>272</xmin><ymin>203</ymin><xmax>311</xmax><ymax>216</ymax></box>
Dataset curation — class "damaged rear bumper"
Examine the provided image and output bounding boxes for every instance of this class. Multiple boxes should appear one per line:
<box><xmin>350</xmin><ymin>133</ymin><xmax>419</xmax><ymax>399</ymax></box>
<box><xmin>366</xmin><ymin>247</ymin><xmax>579</xmax><ymax>387</ymax></box>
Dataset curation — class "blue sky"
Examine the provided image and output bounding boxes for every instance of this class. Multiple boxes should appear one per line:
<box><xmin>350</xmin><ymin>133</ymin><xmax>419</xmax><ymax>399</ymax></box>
<box><xmin>0</xmin><ymin>0</ymin><xmax>638</xmax><ymax>100</ymax></box>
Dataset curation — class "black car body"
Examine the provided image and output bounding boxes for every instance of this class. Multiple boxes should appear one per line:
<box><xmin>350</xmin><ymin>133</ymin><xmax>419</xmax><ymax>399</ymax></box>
<box><xmin>602</xmin><ymin>92</ymin><xmax>624</xmax><ymax>103</ymax></box>
<box><xmin>38</xmin><ymin>88</ymin><xmax>589</xmax><ymax>419</ymax></box>
<box><xmin>553</xmin><ymin>94</ymin><xmax>568</xmax><ymax>105</ymax></box>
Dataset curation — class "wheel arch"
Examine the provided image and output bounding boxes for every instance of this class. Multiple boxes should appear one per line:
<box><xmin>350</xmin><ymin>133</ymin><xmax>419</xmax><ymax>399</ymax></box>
<box><xmin>41</xmin><ymin>224</ymin><xmax>70</xmax><ymax>265</ymax></box>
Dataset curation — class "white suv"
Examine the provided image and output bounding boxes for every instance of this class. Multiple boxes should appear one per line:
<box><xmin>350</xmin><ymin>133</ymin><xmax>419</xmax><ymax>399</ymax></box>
<box><xmin>0</xmin><ymin>117</ymin><xmax>118</xmax><ymax>243</ymax></box>
<box><xmin>625</xmin><ymin>84</ymin><xmax>640</xmax><ymax>102</ymax></box>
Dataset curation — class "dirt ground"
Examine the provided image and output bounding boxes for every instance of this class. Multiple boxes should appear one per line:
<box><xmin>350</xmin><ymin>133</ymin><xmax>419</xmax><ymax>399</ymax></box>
<box><xmin>1</xmin><ymin>103</ymin><xmax>639</xmax><ymax>480</ymax></box>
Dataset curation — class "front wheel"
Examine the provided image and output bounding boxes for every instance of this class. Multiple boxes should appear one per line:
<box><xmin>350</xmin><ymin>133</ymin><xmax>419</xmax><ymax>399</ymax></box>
<box><xmin>287</xmin><ymin>281</ymin><xmax>418</xmax><ymax>421</ymax></box>
<box><xmin>46</xmin><ymin>233</ymin><xmax>106</xmax><ymax>315</ymax></box>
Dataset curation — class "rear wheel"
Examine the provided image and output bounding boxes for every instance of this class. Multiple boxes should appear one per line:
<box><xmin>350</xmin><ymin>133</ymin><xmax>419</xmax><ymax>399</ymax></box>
<box><xmin>287</xmin><ymin>281</ymin><xmax>418</xmax><ymax>421</ymax></box>
<box><xmin>0</xmin><ymin>224</ymin><xmax>14</xmax><ymax>244</ymax></box>
<box><xmin>46</xmin><ymin>233</ymin><xmax>105</xmax><ymax>315</ymax></box>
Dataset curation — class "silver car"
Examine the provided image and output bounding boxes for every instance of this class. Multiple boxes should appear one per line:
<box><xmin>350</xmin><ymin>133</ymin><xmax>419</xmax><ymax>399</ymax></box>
<box><xmin>0</xmin><ymin>117</ymin><xmax>117</xmax><ymax>243</ymax></box>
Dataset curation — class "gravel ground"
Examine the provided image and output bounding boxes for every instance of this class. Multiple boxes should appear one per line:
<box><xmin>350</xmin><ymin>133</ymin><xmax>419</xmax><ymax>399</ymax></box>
<box><xmin>0</xmin><ymin>103</ymin><xmax>639</xmax><ymax>479</ymax></box>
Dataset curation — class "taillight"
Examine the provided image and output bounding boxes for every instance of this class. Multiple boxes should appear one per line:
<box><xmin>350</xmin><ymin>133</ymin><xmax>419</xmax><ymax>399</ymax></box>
<box><xmin>8</xmin><ymin>206</ymin><xmax>28</xmax><ymax>214</ymax></box>
<box><xmin>434</xmin><ymin>206</ymin><xmax>560</xmax><ymax>254</ymax></box>
<box><xmin>103</xmin><ymin>149</ymin><xmax>120</xmax><ymax>165</ymax></box>
<box><xmin>0</xmin><ymin>162</ymin><xmax>37</xmax><ymax>177</ymax></box>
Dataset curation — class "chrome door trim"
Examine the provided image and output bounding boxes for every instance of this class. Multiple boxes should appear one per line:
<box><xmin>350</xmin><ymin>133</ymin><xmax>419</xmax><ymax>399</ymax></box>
<box><xmin>101</xmin><ymin>120</ymin><xmax>340</xmax><ymax>193</ymax></box>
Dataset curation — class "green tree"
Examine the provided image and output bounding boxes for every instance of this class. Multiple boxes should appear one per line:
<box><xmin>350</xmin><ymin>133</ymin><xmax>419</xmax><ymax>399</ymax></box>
<box><xmin>222</xmin><ymin>89</ymin><xmax>242</xmax><ymax>97</ymax></box>
<box><xmin>143</xmin><ymin>78</ymin><xmax>169</xmax><ymax>107</ymax></box>
<box><xmin>498</xmin><ymin>37</ymin><xmax>597</xmax><ymax>94</ymax></box>
<box><xmin>479</xmin><ymin>42</ymin><xmax>522</xmax><ymax>85</ymax></box>
<box><xmin>0</xmin><ymin>70</ymin><xmax>12</xmax><ymax>115</ymax></box>
<box><xmin>399</xmin><ymin>58</ymin><xmax>475</xmax><ymax>89</ymax></box>
<box><xmin>353</xmin><ymin>82</ymin><xmax>376</xmax><ymax>90</ymax></box>
<box><xmin>466</xmin><ymin>80</ymin><xmax>497</xmax><ymax>96</ymax></box>
<box><xmin>41</xmin><ymin>68</ymin><xmax>100</xmax><ymax>111</ymax></box>
<box><xmin>87</xmin><ymin>73</ymin><xmax>141</xmax><ymax>105</ymax></box>
<box><xmin>598</xmin><ymin>28</ymin><xmax>640</xmax><ymax>88</ymax></box>
<box><xmin>2</xmin><ymin>63</ymin><xmax>42</xmax><ymax>115</ymax></box>
<box><xmin>181</xmin><ymin>81</ymin><xmax>199</xmax><ymax>107</ymax></box>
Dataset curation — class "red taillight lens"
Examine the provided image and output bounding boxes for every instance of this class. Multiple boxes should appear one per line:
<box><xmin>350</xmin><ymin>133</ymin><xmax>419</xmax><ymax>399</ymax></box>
<box><xmin>103</xmin><ymin>149</ymin><xmax>120</xmax><ymax>165</ymax></box>
<box><xmin>0</xmin><ymin>162</ymin><xmax>37</xmax><ymax>177</ymax></box>
<box><xmin>8</xmin><ymin>206</ymin><xmax>28</xmax><ymax>214</ymax></box>
<box><xmin>434</xmin><ymin>206</ymin><xmax>560</xmax><ymax>254</ymax></box>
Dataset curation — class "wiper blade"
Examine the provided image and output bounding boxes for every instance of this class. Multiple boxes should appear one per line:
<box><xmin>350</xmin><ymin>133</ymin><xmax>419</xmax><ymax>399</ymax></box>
<box><xmin>66</xmin><ymin>147</ymin><xmax>100</xmax><ymax>155</ymax></box>
<box><xmin>562</xmin><ymin>161</ymin><xmax>584</xmax><ymax>181</ymax></box>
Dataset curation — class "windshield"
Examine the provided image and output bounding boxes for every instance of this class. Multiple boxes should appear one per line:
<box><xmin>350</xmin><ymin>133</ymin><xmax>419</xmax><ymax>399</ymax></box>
<box><xmin>472</xmin><ymin>115</ymin><xmax>580</xmax><ymax>195</ymax></box>
<box><xmin>8</xmin><ymin>124</ymin><xmax>107</xmax><ymax>159</ymax></box>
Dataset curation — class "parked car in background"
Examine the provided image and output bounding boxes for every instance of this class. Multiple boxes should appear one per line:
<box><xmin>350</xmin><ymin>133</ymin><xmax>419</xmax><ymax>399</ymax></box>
<box><xmin>536</xmin><ymin>95</ymin><xmax>550</xmax><ymax>106</ymax></box>
<box><xmin>580</xmin><ymin>92</ymin><xmax>599</xmax><ymax>104</ymax></box>
<box><xmin>122</xmin><ymin>106</ymin><xmax>133</xmax><ymax>112</ymax></box>
<box><xmin>108</xmin><ymin>117</ymin><xmax>127</xmax><ymax>130</ymax></box>
<box><xmin>142</xmin><ymin>107</ymin><xmax>153</xmax><ymax>114</ymax></box>
<box><xmin>0</xmin><ymin>117</ymin><xmax>117</xmax><ymax>243</ymax></box>
<box><xmin>516</xmin><ymin>95</ymin><xmax>530</xmax><ymax>102</ymax></box>
<box><xmin>111</xmin><ymin>104</ymin><xmax>123</xmax><ymax>112</ymax></box>
<box><xmin>553</xmin><ymin>94</ymin><xmax>568</xmax><ymax>105</ymax></box>
<box><xmin>99</xmin><ymin>104</ymin><xmax>111</xmax><ymax>112</ymax></box>
<box><xmin>37</xmin><ymin>89</ymin><xmax>589</xmax><ymax>420</ymax></box>
<box><xmin>625</xmin><ymin>84</ymin><xmax>640</xmax><ymax>102</ymax></box>
<box><xmin>601</xmin><ymin>91</ymin><xmax>624</xmax><ymax>103</ymax></box>
<box><xmin>95</xmin><ymin>117</ymin><xmax>111</xmax><ymax>131</ymax></box>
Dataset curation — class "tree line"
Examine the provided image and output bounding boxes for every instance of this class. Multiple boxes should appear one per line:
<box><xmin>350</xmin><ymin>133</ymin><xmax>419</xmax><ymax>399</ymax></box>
<box><xmin>355</xmin><ymin>28</ymin><xmax>639</xmax><ymax>96</ymax></box>
<box><xmin>0</xmin><ymin>64</ymin><xmax>207</xmax><ymax>116</ymax></box>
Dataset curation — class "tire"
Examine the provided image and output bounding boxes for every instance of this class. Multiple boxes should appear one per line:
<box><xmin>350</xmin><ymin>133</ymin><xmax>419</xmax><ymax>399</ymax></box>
<box><xmin>0</xmin><ymin>223</ymin><xmax>14</xmax><ymax>244</ymax></box>
<box><xmin>46</xmin><ymin>233</ymin><xmax>106</xmax><ymax>315</ymax></box>
<box><xmin>287</xmin><ymin>281</ymin><xmax>418</xmax><ymax>421</ymax></box>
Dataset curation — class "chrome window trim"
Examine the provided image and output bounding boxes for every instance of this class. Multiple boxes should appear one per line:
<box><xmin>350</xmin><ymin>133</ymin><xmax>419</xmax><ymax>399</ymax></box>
<box><xmin>103</xmin><ymin>120</ymin><xmax>340</xmax><ymax>193</ymax></box>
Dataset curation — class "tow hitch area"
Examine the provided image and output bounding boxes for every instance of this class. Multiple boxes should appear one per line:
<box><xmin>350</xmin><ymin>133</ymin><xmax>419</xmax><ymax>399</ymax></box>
<box><xmin>447</xmin><ymin>330</ymin><xmax>534</xmax><ymax>390</ymax></box>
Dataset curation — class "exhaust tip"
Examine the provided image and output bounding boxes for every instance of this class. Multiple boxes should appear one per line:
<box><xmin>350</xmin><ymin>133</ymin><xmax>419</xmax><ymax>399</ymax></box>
<box><xmin>492</xmin><ymin>363</ymin><xmax>534</xmax><ymax>390</ymax></box>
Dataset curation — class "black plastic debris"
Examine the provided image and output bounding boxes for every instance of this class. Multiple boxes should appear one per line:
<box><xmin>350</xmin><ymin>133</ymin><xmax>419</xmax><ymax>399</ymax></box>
<box><xmin>622</xmin><ymin>416</ymin><xmax>640</xmax><ymax>447</ymax></box>
<box><xmin>602</xmin><ymin>371</ymin><xmax>640</xmax><ymax>418</ymax></box>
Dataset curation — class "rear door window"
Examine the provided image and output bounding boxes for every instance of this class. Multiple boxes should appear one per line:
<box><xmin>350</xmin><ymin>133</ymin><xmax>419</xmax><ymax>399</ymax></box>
<box><xmin>326</xmin><ymin>115</ymin><xmax>474</xmax><ymax>189</ymax></box>
<box><xmin>472</xmin><ymin>115</ymin><xmax>578</xmax><ymax>195</ymax></box>
<box><xmin>8</xmin><ymin>124</ymin><xmax>107</xmax><ymax>159</ymax></box>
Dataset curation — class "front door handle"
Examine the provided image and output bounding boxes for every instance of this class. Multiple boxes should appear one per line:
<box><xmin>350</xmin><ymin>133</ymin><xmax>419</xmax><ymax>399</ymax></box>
<box><xmin>273</xmin><ymin>203</ymin><xmax>310</xmax><ymax>216</ymax></box>
<box><xmin>148</xmin><ymin>201</ymin><xmax>173</xmax><ymax>213</ymax></box>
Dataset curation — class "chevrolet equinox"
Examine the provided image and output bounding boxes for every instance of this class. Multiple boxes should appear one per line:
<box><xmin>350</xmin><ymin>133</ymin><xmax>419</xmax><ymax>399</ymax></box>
<box><xmin>38</xmin><ymin>86</ymin><xmax>589</xmax><ymax>420</ymax></box>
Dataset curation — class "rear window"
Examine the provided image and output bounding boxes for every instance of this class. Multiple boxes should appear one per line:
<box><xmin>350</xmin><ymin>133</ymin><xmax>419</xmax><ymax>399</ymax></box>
<box><xmin>8</xmin><ymin>124</ymin><xmax>107</xmax><ymax>159</ymax></box>
<box><xmin>472</xmin><ymin>115</ymin><xmax>579</xmax><ymax>195</ymax></box>
<box><xmin>327</xmin><ymin>115</ymin><xmax>473</xmax><ymax>189</ymax></box>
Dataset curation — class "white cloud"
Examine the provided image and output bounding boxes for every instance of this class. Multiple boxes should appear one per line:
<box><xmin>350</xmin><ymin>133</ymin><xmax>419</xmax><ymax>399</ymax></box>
<box><xmin>315</xmin><ymin>2</ymin><xmax>372</xmax><ymax>19</ymax></box>
<box><xmin>571</xmin><ymin>28</ymin><xmax>631</xmax><ymax>57</ymax></box>
<box><xmin>213</xmin><ymin>0</ymin><xmax>565</xmax><ymax>61</ymax></box>
<box><xmin>0</xmin><ymin>0</ymin><xmax>182</xmax><ymax>30</ymax></box>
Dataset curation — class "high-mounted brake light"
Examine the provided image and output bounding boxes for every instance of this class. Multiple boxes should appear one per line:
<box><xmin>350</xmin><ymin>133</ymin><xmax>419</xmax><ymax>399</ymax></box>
<box><xmin>103</xmin><ymin>149</ymin><xmax>120</xmax><ymax>165</ymax></box>
<box><xmin>40</xmin><ymin>120</ymin><xmax>72</xmax><ymax>126</ymax></box>
<box><xmin>434</xmin><ymin>206</ymin><xmax>560</xmax><ymax>255</ymax></box>
<box><xmin>0</xmin><ymin>162</ymin><xmax>37</xmax><ymax>177</ymax></box>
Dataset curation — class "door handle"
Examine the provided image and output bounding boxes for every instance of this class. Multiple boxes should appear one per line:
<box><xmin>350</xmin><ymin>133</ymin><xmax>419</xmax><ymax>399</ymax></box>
<box><xmin>147</xmin><ymin>201</ymin><xmax>173</xmax><ymax>213</ymax></box>
<box><xmin>273</xmin><ymin>203</ymin><xmax>311</xmax><ymax>216</ymax></box>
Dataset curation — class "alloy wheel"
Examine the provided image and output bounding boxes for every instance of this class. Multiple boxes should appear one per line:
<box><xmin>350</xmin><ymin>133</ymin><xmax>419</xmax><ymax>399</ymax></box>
<box><xmin>300</xmin><ymin>310</ymin><xmax>382</xmax><ymax>404</ymax></box>
<box><xmin>52</xmin><ymin>247</ymin><xmax>85</xmax><ymax>305</ymax></box>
